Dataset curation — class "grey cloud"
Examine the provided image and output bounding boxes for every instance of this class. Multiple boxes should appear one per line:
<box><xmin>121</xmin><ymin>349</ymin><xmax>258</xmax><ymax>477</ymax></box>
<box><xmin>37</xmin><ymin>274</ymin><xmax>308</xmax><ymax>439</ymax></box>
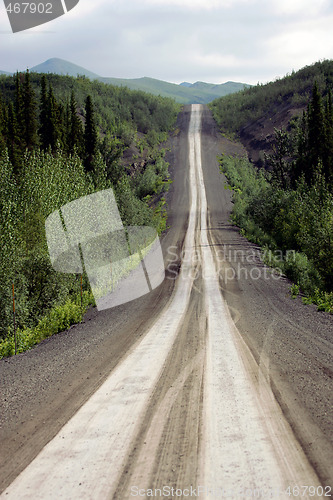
<box><xmin>0</xmin><ymin>0</ymin><xmax>332</xmax><ymax>84</ymax></box>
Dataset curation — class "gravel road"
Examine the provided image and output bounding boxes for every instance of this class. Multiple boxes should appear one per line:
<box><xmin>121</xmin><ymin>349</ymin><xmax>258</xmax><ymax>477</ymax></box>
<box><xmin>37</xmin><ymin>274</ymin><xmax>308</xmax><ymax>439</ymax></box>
<box><xmin>0</xmin><ymin>105</ymin><xmax>332</xmax><ymax>499</ymax></box>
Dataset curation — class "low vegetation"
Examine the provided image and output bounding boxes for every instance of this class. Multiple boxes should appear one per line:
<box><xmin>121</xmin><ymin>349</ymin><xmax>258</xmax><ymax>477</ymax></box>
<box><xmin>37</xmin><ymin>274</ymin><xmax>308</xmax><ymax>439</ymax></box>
<box><xmin>219</xmin><ymin>136</ymin><xmax>333</xmax><ymax>312</ymax></box>
<box><xmin>0</xmin><ymin>291</ymin><xmax>94</xmax><ymax>359</ymax></box>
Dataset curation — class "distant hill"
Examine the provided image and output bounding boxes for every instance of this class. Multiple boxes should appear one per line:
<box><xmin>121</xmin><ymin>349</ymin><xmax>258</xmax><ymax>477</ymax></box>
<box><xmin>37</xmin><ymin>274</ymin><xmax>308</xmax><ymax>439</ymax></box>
<box><xmin>0</xmin><ymin>70</ymin><xmax>12</xmax><ymax>76</ymax></box>
<box><xmin>99</xmin><ymin>75</ymin><xmax>250</xmax><ymax>104</ymax></box>
<box><xmin>30</xmin><ymin>58</ymin><xmax>100</xmax><ymax>80</ymax></box>
<box><xmin>2</xmin><ymin>57</ymin><xmax>250</xmax><ymax>104</ymax></box>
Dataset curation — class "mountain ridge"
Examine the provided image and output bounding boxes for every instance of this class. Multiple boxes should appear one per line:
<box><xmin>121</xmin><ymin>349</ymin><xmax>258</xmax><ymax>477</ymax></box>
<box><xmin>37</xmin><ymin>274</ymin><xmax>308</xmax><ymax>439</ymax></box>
<box><xmin>0</xmin><ymin>58</ymin><xmax>251</xmax><ymax>104</ymax></box>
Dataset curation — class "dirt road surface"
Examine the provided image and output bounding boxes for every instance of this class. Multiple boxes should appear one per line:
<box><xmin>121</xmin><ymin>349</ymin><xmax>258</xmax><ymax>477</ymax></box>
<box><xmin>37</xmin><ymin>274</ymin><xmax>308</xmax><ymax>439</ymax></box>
<box><xmin>0</xmin><ymin>105</ymin><xmax>332</xmax><ymax>499</ymax></box>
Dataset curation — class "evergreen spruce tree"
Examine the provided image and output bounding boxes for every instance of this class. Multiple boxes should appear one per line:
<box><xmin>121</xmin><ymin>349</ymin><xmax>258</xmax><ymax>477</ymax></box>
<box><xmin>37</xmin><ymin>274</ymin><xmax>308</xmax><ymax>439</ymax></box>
<box><xmin>307</xmin><ymin>81</ymin><xmax>325</xmax><ymax>174</ymax></box>
<box><xmin>6</xmin><ymin>101</ymin><xmax>22</xmax><ymax>174</ymax></box>
<box><xmin>295</xmin><ymin>83</ymin><xmax>329</xmax><ymax>185</ymax></box>
<box><xmin>48</xmin><ymin>84</ymin><xmax>62</xmax><ymax>150</ymax></box>
<box><xmin>324</xmin><ymin>89</ymin><xmax>333</xmax><ymax>184</ymax></box>
<box><xmin>14</xmin><ymin>71</ymin><xmax>25</xmax><ymax>152</ymax></box>
<box><xmin>57</xmin><ymin>101</ymin><xmax>67</xmax><ymax>150</ymax></box>
<box><xmin>23</xmin><ymin>69</ymin><xmax>38</xmax><ymax>150</ymax></box>
<box><xmin>0</xmin><ymin>92</ymin><xmax>7</xmax><ymax>154</ymax></box>
<box><xmin>47</xmin><ymin>85</ymin><xmax>58</xmax><ymax>150</ymax></box>
<box><xmin>266</xmin><ymin>128</ymin><xmax>292</xmax><ymax>189</ymax></box>
<box><xmin>39</xmin><ymin>75</ymin><xmax>49</xmax><ymax>150</ymax></box>
<box><xmin>84</xmin><ymin>95</ymin><xmax>98</xmax><ymax>172</ymax></box>
<box><xmin>63</xmin><ymin>98</ymin><xmax>71</xmax><ymax>153</ymax></box>
<box><xmin>294</xmin><ymin>111</ymin><xmax>308</xmax><ymax>185</ymax></box>
<box><xmin>100</xmin><ymin>133</ymin><xmax>124</xmax><ymax>185</ymax></box>
<box><xmin>39</xmin><ymin>78</ymin><xmax>63</xmax><ymax>151</ymax></box>
<box><xmin>68</xmin><ymin>91</ymin><xmax>83</xmax><ymax>156</ymax></box>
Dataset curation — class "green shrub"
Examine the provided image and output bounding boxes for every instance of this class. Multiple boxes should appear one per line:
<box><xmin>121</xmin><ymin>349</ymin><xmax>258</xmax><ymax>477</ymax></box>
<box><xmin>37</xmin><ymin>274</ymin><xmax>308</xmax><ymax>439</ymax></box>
<box><xmin>136</xmin><ymin>164</ymin><xmax>160</xmax><ymax>198</ymax></box>
<box><xmin>284</xmin><ymin>251</ymin><xmax>323</xmax><ymax>296</ymax></box>
<box><xmin>290</xmin><ymin>283</ymin><xmax>300</xmax><ymax>298</ymax></box>
<box><xmin>218</xmin><ymin>154</ymin><xmax>332</xmax><ymax>312</ymax></box>
<box><xmin>0</xmin><ymin>291</ymin><xmax>94</xmax><ymax>359</ymax></box>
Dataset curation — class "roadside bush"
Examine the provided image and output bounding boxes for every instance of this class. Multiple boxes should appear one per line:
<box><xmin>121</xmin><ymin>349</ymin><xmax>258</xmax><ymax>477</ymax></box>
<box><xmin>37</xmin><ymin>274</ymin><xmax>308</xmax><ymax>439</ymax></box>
<box><xmin>283</xmin><ymin>251</ymin><xmax>323</xmax><ymax>296</ymax></box>
<box><xmin>303</xmin><ymin>289</ymin><xmax>333</xmax><ymax>313</ymax></box>
<box><xmin>134</xmin><ymin>156</ymin><xmax>170</xmax><ymax>200</ymax></box>
<box><xmin>18</xmin><ymin>252</ymin><xmax>79</xmax><ymax>326</ymax></box>
<box><xmin>115</xmin><ymin>176</ymin><xmax>153</xmax><ymax>227</ymax></box>
<box><xmin>0</xmin><ymin>291</ymin><xmax>94</xmax><ymax>359</ymax></box>
<box><xmin>152</xmin><ymin>198</ymin><xmax>168</xmax><ymax>235</ymax></box>
<box><xmin>219</xmin><ymin>154</ymin><xmax>332</xmax><ymax>312</ymax></box>
<box><xmin>136</xmin><ymin>164</ymin><xmax>160</xmax><ymax>198</ymax></box>
<box><xmin>155</xmin><ymin>157</ymin><xmax>169</xmax><ymax>179</ymax></box>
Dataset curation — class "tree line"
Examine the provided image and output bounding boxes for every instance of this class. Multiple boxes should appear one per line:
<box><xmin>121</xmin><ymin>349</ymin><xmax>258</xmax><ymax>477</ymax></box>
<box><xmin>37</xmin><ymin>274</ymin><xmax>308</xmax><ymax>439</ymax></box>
<box><xmin>0</xmin><ymin>72</ymin><xmax>99</xmax><ymax>175</ymax></box>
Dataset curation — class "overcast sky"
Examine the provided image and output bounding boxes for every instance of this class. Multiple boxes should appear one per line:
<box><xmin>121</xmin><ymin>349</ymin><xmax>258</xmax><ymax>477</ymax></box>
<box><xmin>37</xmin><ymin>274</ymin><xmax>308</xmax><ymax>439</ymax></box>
<box><xmin>0</xmin><ymin>0</ymin><xmax>333</xmax><ymax>85</ymax></box>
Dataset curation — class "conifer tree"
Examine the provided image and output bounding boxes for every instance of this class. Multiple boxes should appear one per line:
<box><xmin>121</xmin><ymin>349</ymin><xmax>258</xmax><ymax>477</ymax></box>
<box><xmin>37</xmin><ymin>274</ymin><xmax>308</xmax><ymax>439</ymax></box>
<box><xmin>0</xmin><ymin>92</ymin><xmax>6</xmax><ymax>154</ymax></box>
<box><xmin>324</xmin><ymin>89</ymin><xmax>333</xmax><ymax>183</ymax></box>
<box><xmin>294</xmin><ymin>111</ymin><xmax>308</xmax><ymax>184</ymax></box>
<box><xmin>39</xmin><ymin>77</ymin><xmax>64</xmax><ymax>151</ymax></box>
<box><xmin>6</xmin><ymin>101</ymin><xmax>21</xmax><ymax>174</ymax></box>
<box><xmin>308</xmin><ymin>82</ymin><xmax>325</xmax><ymax>170</ymax></box>
<box><xmin>68</xmin><ymin>91</ymin><xmax>83</xmax><ymax>156</ymax></box>
<box><xmin>14</xmin><ymin>72</ymin><xmax>25</xmax><ymax>151</ymax></box>
<box><xmin>57</xmin><ymin>101</ymin><xmax>67</xmax><ymax>149</ymax></box>
<box><xmin>39</xmin><ymin>75</ymin><xmax>49</xmax><ymax>150</ymax></box>
<box><xmin>47</xmin><ymin>84</ymin><xmax>59</xmax><ymax>150</ymax></box>
<box><xmin>23</xmin><ymin>69</ymin><xmax>38</xmax><ymax>150</ymax></box>
<box><xmin>84</xmin><ymin>95</ymin><xmax>98</xmax><ymax>171</ymax></box>
<box><xmin>266</xmin><ymin>128</ymin><xmax>292</xmax><ymax>189</ymax></box>
<box><xmin>295</xmin><ymin>83</ymin><xmax>329</xmax><ymax>185</ymax></box>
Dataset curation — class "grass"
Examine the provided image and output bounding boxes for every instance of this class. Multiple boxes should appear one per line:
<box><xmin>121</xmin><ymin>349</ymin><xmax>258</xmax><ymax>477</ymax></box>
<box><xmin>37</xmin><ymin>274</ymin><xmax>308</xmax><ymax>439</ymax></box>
<box><xmin>0</xmin><ymin>291</ymin><xmax>95</xmax><ymax>359</ymax></box>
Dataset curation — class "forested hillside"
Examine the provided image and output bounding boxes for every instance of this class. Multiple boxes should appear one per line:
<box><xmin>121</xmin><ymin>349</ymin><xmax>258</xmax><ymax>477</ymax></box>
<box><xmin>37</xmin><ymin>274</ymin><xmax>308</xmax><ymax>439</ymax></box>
<box><xmin>209</xmin><ymin>59</ymin><xmax>333</xmax><ymax>165</ymax></box>
<box><xmin>210</xmin><ymin>60</ymin><xmax>333</xmax><ymax>312</ymax></box>
<box><xmin>0</xmin><ymin>71</ymin><xmax>180</xmax><ymax>356</ymax></box>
